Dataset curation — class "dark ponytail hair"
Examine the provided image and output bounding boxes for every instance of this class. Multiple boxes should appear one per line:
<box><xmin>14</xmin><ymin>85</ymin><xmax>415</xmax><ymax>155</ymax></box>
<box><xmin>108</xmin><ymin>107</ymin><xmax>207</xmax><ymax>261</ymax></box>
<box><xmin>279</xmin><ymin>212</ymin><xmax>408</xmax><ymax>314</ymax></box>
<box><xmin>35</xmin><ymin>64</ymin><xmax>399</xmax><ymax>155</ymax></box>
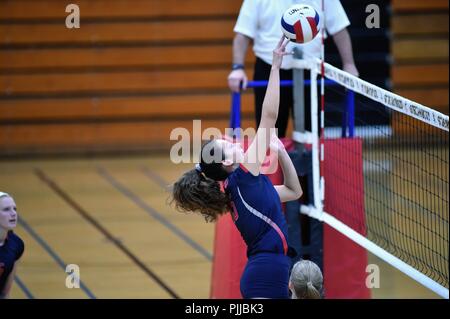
<box><xmin>171</xmin><ymin>140</ymin><xmax>231</xmax><ymax>222</ymax></box>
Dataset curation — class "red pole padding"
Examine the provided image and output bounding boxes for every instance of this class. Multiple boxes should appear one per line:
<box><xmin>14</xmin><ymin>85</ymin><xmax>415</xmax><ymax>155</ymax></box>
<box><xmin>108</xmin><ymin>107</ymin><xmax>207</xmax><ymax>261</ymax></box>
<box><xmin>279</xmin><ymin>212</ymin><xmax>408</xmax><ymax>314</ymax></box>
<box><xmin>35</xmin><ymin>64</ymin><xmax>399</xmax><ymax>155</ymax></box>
<box><xmin>323</xmin><ymin>138</ymin><xmax>370</xmax><ymax>299</ymax></box>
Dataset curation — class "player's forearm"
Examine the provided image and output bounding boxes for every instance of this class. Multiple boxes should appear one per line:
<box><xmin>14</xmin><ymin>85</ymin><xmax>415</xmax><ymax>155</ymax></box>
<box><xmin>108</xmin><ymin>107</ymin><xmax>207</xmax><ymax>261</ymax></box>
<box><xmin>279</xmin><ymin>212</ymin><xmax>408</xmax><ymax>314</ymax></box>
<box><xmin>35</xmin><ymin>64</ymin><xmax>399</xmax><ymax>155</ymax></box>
<box><xmin>332</xmin><ymin>28</ymin><xmax>356</xmax><ymax>67</ymax></box>
<box><xmin>261</xmin><ymin>67</ymin><xmax>280</xmax><ymax>124</ymax></box>
<box><xmin>232</xmin><ymin>33</ymin><xmax>251</xmax><ymax>65</ymax></box>
<box><xmin>2</xmin><ymin>264</ymin><xmax>17</xmax><ymax>299</ymax></box>
<box><xmin>0</xmin><ymin>285</ymin><xmax>10</xmax><ymax>299</ymax></box>
<box><xmin>278</xmin><ymin>148</ymin><xmax>302</xmax><ymax>196</ymax></box>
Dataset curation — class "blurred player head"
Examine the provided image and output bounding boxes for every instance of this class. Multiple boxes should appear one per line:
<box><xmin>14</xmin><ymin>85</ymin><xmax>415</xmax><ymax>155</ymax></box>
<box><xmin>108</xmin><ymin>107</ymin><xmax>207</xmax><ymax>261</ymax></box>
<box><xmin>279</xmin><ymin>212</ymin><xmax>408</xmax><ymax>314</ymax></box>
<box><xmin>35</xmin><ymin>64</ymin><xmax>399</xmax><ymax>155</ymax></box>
<box><xmin>0</xmin><ymin>192</ymin><xmax>18</xmax><ymax>231</ymax></box>
<box><xmin>289</xmin><ymin>260</ymin><xmax>323</xmax><ymax>299</ymax></box>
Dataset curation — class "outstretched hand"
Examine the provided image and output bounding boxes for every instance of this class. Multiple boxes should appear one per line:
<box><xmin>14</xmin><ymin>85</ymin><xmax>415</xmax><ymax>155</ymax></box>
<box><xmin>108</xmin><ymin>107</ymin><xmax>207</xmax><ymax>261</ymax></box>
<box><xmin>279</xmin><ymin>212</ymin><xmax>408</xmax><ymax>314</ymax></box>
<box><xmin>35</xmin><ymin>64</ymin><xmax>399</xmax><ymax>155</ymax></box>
<box><xmin>272</xmin><ymin>35</ymin><xmax>292</xmax><ymax>70</ymax></box>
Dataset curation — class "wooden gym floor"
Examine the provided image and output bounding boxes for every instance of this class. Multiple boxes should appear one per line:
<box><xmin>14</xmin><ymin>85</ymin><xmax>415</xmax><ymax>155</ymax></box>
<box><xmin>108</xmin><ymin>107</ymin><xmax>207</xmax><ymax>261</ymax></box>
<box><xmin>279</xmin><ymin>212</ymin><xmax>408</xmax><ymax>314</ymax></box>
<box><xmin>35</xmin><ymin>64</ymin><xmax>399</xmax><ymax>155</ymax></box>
<box><xmin>0</xmin><ymin>153</ymin><xmax>443</xmax><ymax>299</ymax></box>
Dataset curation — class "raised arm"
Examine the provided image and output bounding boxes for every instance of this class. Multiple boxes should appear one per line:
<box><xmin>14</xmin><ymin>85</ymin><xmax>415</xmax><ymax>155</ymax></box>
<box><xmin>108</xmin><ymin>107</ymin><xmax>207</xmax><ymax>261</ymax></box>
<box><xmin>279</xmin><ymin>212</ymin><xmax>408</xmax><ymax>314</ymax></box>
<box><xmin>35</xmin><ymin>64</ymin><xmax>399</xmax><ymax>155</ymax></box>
<box><xmin>242</xmin><ymin>36</ymin><xmax>290</xmax><ymax>176</ymax></box>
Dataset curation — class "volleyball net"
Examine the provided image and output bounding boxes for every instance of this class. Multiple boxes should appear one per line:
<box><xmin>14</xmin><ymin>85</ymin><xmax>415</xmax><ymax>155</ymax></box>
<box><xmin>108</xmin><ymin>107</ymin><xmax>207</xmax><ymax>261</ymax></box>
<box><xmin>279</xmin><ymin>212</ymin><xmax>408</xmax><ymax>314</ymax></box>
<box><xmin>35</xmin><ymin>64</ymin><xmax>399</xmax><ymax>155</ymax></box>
<box><xmin>290</xmin><ymin>58</ymin><xmax>449</xmax><ymax>298</ymax></box>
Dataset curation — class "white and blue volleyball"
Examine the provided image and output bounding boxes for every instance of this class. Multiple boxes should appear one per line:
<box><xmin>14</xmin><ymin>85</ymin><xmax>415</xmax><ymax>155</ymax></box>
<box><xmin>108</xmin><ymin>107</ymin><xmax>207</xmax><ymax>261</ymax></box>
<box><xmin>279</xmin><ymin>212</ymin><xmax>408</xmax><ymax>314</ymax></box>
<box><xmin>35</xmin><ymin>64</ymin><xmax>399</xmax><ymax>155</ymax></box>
<box><xmin>281</xmin><ymin>4</ymin><xmax>320</xmax><ymax>44</ymax></box>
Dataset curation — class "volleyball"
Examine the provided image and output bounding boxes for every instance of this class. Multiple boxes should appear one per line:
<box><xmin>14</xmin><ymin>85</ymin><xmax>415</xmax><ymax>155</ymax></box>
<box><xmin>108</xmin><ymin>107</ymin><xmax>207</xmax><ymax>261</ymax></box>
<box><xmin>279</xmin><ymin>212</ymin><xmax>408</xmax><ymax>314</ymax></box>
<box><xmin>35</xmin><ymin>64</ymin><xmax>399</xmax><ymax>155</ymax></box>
<box><xmin>281</xmin><ymin>4</ymin><xmax>320</xmax><ymax>44</ymax></box>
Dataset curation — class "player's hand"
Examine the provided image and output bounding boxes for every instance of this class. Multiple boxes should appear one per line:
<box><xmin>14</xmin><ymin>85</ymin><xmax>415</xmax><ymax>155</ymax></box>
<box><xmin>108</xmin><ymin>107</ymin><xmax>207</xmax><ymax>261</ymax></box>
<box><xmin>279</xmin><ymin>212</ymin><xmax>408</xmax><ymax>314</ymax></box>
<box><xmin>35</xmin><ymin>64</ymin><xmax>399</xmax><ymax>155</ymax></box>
<box><xmin>272</xmin><ymin>35</ymin><xmax>291</xmax><ymax>70</ymax></box>
<box><xmin>228</xmin><ymin>69</ymin><xmax>248</xmax><ymax>92</ymax></box>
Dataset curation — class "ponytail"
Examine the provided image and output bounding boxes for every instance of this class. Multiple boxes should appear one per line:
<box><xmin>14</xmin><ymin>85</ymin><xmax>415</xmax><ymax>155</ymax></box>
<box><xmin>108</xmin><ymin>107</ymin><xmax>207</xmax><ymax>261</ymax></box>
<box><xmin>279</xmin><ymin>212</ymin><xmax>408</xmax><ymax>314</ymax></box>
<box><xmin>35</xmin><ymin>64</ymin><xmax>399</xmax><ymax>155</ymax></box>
<box><xmin>171</xmin><ymin>168</ymin><xmax>230</xmax><ymax>222</ymax></box>
<box><xmin>305</xmin><ymin>281</ymin><xmax>321</xmax><ymax>299</ymax></box>
<box><xmin>171</xmin><ymin>139</ymin><xmax>232</xmax><ymax>222</ymax></box>
<box><xmin>289</xmin><ymin>260</ymin><xmax>323</xmax><ymax>299</ymax></box>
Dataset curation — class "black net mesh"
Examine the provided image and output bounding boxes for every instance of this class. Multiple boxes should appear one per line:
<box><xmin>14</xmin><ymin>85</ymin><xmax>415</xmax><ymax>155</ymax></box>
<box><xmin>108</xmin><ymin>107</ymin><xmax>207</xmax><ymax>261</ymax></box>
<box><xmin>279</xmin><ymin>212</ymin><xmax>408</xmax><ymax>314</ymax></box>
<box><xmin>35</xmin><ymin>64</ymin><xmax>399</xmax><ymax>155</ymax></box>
<box><xmin>323</xmin><ymin>84</ymin><xmax>449</xmax><ymax>289</ymax></box>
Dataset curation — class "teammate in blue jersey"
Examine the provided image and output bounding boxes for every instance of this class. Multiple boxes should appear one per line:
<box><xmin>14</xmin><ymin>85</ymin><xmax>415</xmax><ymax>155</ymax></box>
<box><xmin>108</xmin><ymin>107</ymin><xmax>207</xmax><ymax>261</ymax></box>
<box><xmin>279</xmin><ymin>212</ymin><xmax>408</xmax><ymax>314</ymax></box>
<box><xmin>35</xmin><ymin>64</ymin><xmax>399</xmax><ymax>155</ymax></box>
<box><xmin>172</xmin><ymin>36</ymin><xmax>302</xmax><ymax>299</ymax></box>
<box><xmin>0</xmin><ymin>192</ymin><xmax>24</xmax><ymax>299</ymax></box>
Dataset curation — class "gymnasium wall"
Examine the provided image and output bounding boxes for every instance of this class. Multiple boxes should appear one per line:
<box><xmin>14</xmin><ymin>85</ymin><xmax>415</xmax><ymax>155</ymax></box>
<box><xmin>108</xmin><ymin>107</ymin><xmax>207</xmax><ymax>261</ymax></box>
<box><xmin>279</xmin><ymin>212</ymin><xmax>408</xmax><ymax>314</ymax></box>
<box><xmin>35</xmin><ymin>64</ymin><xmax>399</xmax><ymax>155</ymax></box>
<box><xmin>0</xmin><ymin>0</ymin><xmax>254</xmax><ymax>155</ymax></box>
<box><xmin>391</xmin><ymin>0</ymin><xmax>449</xmax><ymax>115</ymax></box>
<box><xmin>0</xmin><ymin>0</ymin><xmax>448</xmax><ymax>155</ymax></box>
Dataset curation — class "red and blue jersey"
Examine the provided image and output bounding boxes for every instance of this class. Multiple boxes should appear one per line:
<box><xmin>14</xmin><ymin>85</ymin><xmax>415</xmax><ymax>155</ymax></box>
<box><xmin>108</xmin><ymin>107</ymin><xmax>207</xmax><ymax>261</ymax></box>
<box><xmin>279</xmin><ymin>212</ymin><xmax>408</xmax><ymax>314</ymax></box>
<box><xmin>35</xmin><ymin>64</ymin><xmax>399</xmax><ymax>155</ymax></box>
<box><xmin>225</xmin><ymin>165</ymin><xmax>288</xmax><ymax>257</ymax></box>
<box><xmin>0</xmin><ymin>231</ymin><xmax>24</xmax><ymax>293</ymax></box>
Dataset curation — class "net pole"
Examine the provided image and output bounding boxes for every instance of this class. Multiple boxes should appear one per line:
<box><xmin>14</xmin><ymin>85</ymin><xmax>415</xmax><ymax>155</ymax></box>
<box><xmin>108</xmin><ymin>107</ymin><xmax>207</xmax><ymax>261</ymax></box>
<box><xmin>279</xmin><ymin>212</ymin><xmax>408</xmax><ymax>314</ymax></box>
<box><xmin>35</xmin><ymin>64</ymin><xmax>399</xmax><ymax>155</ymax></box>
<box><xmin>319</xmin><ymin>0</ymin><xmax>326</xmax><ymax>206</ymax></box>
<box><xmin>230</xmin><ymin>91</ymin><xmax>241</xmax><ymax>136</ymax></box>
<box><xmin>293</xmin><ymin>48</ymin><xmax>305</xmax><ymax>156</ymax></box>
<box><xmin>310</xmin><ymin>68</ymin><xmax>322</xmax><ymax>211</ymax></box>
<box><xmin>346</xmin><ymin>90</ymin><xmax>355</xmax><ymax>137</ymax></box>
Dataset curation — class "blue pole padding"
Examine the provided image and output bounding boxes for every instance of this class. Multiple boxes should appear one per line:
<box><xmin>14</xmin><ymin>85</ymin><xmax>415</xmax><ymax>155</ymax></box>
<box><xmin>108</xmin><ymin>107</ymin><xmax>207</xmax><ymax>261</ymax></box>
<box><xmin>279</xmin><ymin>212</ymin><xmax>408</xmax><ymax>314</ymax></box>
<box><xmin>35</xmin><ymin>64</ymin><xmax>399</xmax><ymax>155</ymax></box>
<box><xmin>231</xmin><ymin>92</ymin><xmax>241</xmax><ymax>134</ymax></box>
<box><xmin>245</xmin><ymin>79</ymin><xmax>336</xmax><ymax>88</ymax></box>
<box><xmin>341</xmin><ymin>106</ymin><xmax>347</xmax><ymax>138</ymax></box>
<box><xmin>246</xmin><ymin>80</ymin><xmax>294</xmax><ymax>87</ymax></box>
<box><xmin>347</xmin><ymin>90</ymin><xmax>355</xmax><ymax>138</ymax></box>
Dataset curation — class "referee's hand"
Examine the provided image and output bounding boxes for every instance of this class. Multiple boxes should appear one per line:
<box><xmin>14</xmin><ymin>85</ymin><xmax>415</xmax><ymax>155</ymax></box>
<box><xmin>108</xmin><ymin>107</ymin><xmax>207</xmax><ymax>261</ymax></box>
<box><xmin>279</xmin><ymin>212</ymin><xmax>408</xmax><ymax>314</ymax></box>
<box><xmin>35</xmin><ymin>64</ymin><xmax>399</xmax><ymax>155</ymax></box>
<box><xmin>228</xmin><ymin>69</ymin><xmax>248</xmax><ymax>93</ymax></box>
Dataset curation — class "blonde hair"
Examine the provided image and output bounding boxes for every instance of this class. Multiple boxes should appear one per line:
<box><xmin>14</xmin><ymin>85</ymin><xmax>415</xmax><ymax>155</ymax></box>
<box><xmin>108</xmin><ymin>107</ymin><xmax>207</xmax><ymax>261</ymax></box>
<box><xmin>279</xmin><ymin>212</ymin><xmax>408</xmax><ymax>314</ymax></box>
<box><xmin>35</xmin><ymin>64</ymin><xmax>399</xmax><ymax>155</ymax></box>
<box><xmin>0</xmin><ymin>192</ymin><xmax>10</xmax><ymax>199</ymax></box>
<box><xmin>289</xmin><ymin>260</ymin><xmax>323</xmax><ymax>299</ymax></box>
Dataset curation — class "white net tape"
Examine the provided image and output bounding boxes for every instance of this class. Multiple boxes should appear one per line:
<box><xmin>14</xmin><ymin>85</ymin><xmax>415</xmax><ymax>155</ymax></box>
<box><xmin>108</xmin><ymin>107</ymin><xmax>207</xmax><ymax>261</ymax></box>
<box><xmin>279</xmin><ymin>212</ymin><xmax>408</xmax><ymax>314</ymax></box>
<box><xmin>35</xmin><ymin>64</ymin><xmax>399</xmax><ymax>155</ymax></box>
<box><xmin>292</xmin><ymin>58</ymin><xmax>449</xmax><ymax>131</ymax></box>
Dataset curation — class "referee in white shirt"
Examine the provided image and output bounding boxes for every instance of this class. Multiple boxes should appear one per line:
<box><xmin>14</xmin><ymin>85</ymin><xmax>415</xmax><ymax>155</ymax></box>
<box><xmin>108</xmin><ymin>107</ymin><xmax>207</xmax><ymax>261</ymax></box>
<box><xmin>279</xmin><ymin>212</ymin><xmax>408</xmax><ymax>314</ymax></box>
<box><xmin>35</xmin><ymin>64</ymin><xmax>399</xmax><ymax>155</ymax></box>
<box><xmin>228</xmin><ymin>0</ymin><xmax>359</xmax><ymax>137</ymax></box>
